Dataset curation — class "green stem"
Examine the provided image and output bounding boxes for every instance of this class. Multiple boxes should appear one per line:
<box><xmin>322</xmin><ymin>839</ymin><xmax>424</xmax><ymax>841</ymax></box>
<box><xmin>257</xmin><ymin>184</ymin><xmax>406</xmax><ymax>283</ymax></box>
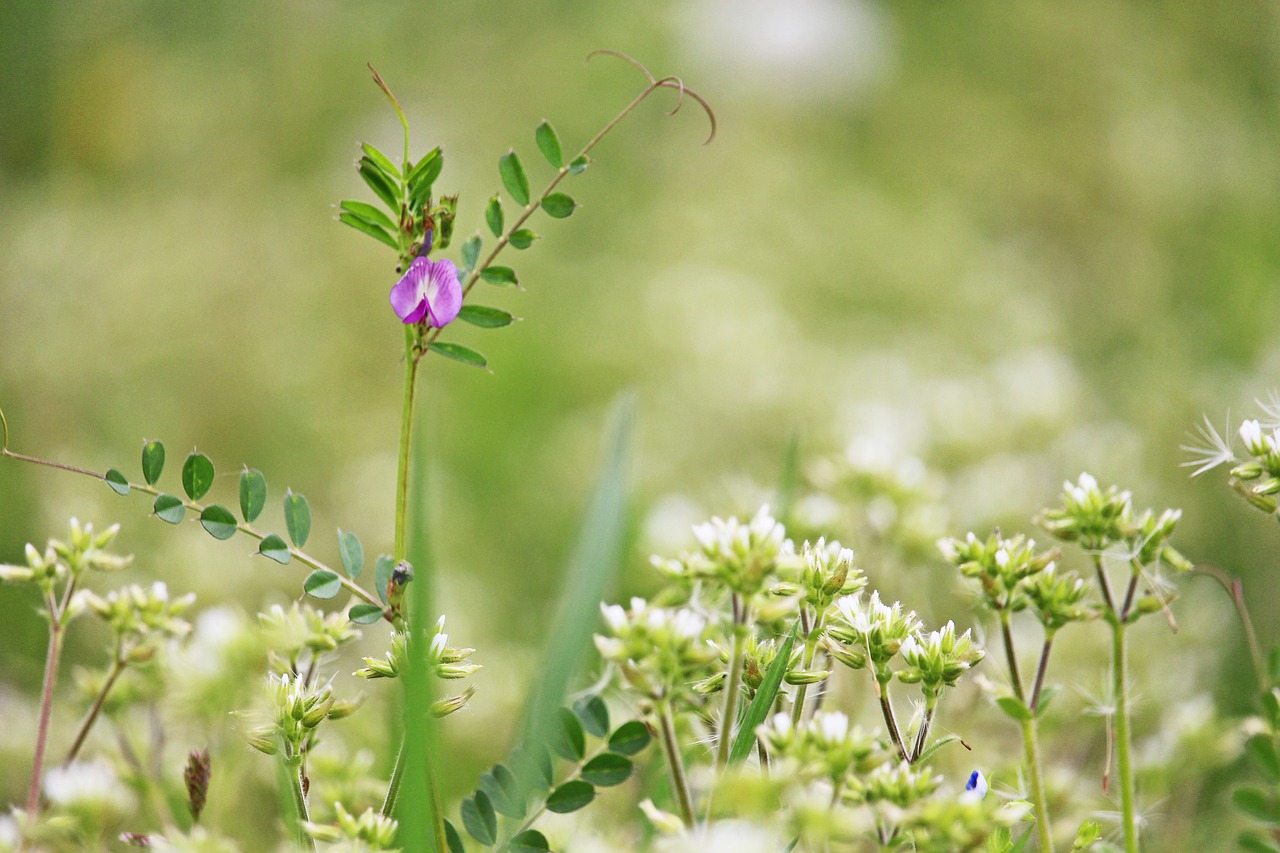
<box><xmin>1020</xmin><ymin>716</ymin><xmax>1053</xmax><ymax>853</ymax></box>
<box><xmin>24</xmin><ymin>617</ymin><xmax>64</xmax><ymax>823</ymax></box>
<box><xmin>876</xmin><ymin>679</ymin><xmax>907</xmax><ymax>762</ymax></box>
<box><xmin>380</xmin><ymin>738</ymin><xmax>405</xmax><ymax>817</ymax></box>
<box><xmin>1030</xmin><ymin>634</ymin><xmax>1055</xmax><ymax>714</ymax></box>
<box><xmin>394</xmin><ymin>326</ymin><xmax>419</xmax><ymax>561</ymax></box>
<box><xmin>1113</xmin><ymin>622</ymin><xmax>1138</xmax><ymax>853</ymax></box>
<box><xmin>288</xmin><ymin>759</ymin><xmax>317</xmax><ymax>852</ymax></box>
<box><xmin>910</xmin><ymin>698</ymin><xmax>936</xmax><ymax>763</ymax></box>
<box><xmin>657</xmin><ymin>700</ymin><xmax>695</xmax><ymax>828</ymax></box>
<box><xmin>716</xmin><ymin>610</ymin><xmax>746</xmax><ymax>770</ymax></box>
<box><xmin>790</xmin><ymin>617</ymin><xmax>819</xmax><ymax>728</ymax></box>
<box><xmin>2</xmin><ymin>448</ymin><xmax>387</xmax><ymax>615</ymax></box>
<box><xmin>1000</xmin><ymin>609</ymin><xmax>1026</xmax><ymax>703</ymax></box>
<box><xmin>64</xmin><ymin>655</ymin><xmax>126</xmax><ymax>765</ymax></box>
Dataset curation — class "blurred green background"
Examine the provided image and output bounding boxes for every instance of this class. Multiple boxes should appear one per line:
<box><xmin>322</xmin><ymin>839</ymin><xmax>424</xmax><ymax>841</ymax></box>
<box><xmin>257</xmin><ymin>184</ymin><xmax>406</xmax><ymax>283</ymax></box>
<box><xmin>2</xmin><ymin>0</ymin><xmax>1280</xmax><ymax>848</ymax></box>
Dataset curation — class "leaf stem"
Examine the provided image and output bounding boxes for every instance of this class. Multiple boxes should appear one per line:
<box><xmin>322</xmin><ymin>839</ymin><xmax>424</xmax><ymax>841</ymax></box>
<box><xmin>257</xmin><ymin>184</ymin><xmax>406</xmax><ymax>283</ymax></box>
<box><xmin>790</xmin><ymin>612</ymin><xmax>818</xmax><ymax>728</ymax></box>
<box><xmin>1030</xmin><ymin>634</ymin><xmax>1055</xmax><ymax>713</ymax></box>
<box><xmin>64</xmin><ymin>655</ymin><xmax>126</xmax><ymax>766</ymax></box>
<box><xmin>876</xmin><ymin>680</ymin><xmax>908</xmax><ymax>763</ymax></box>
<box><xmin>1</xmin><ymin>447</ymin><xmax>386</xmax><ymax>615</ymax></box>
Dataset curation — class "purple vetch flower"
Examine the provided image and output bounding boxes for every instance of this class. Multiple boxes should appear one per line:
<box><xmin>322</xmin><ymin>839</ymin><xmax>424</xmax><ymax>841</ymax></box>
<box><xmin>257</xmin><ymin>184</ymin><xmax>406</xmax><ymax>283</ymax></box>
<box><xmin>963</xmin><ymin>769</ymin><xmax>988</xmax><ymax>799</ymax></box>
<box><xmin>389</xmin><ymin>256</ymin><xmax>462</xmax><ymax>326</ymax></box>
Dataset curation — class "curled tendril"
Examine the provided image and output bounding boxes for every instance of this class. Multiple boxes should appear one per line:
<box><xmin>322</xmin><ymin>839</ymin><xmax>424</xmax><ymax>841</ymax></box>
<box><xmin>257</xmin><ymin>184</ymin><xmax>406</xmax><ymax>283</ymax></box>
<box><xmin>588</xmin><ymin>50</ymin><xmax>717</xmax><ymax>145</ymax></box>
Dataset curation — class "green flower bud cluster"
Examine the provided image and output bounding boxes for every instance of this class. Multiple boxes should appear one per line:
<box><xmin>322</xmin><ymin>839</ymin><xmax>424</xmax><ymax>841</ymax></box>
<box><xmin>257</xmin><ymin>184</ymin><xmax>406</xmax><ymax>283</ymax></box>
<box><xmin>896</xmin><ymin>621</ymin><xmax>984</xmax><ymax>702</ymax></box>
<box><xmin>1230</xmin><ymin>419</ymin><xmax>1280</xmax><ymax>511</ymax></box>
<box><xmin>355</xmin><ymin>616</ymin><xmax>479</xmax><ymax>681</ymax></box>
<box><xmin>1039</xmin><ymin>473</ymin><xmax>1191</xmax><ymax>571</ymax></box>
<box><xmin>260</xmin><ymin>603</ymin><xmax>360</xmax><ymax>662</ymax></box>
<box><xmin>594</xmin><ymin>598</ymin><xmax>717</xmax><ymax>700</ymax></box>
<box><xmin>773</xmin><ymin>538</ymin><xmax>867</xmax><ymax>618</ymax></box>
<box><xmin>854</xmin><ymin>761</ymin><xmax>940</xmax><ymax>809</ymax></box>
<box><xmin>698</xmin><ymin>633</ymin><xmax>826</xmax><ymax>695</ymax></box>
<box><xmin>826</xmin><ymin>592</ymin><xmax>924</xmax><ymax>684</ymax></box>
<box><xmin>686</xmin><ymin>505</ymin><xmax>796</xmax><ymax>597</ymax></box>
<box><xmin>936</xmin><ymin>531</ymin><xmax>1057</xmax><ymax>612</ymax></box>
<box><xmin>0</xmin><ymin>519</ymin><xmax>131</xmax><ymax>602</ymax></box>
<box><xmin>302</xmin><ymin>802</ymin><xmax>399</xmax><ymax>850</ymax></box>
<box><xmin>1022</xmin><ymin>563</ymin><xmax>1093</xmax><ymax>631</ymax></box>
<box><xmin>757</xmin><ymin>711</ymin><xmax>880</xmax><ymax>785</ymax></box>
<box><xmin>908</xmin><ymin>796</ymin><xmax>1032</xmax><ymax>853</ymax></box>
<box><xmin>84</xmin><ymin>582</ymin><xmax>195</xmax><ymax>648</ymax></box>
<box><xmin>243</xmin><ymin>673</ymin><xmax>359</xmax><ymax>756</ymax></box>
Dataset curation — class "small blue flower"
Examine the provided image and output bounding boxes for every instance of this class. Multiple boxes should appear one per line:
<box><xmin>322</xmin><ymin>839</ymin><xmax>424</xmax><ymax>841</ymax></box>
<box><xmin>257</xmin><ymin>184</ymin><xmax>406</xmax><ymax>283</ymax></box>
<box><xmin>964</xmin><ymin>769</ymin><xmax>988</xmax><ymax>799</ymax></box>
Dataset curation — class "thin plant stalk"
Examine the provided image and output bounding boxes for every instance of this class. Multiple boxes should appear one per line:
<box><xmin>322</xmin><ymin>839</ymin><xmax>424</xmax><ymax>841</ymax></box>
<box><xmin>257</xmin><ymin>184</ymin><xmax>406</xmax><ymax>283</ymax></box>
<box><xmin>876</xmin><ymin>680</ymin><xmax>908</xmax><ymax>762</ymax></box>
<box><xmin>1112</xmin><ymin>621</ymin><xmax>1138</xmax><ymax>853</ymax></box>
<box><xmin>790</xmin><ymin>612</ymin><xmax>819</xmax><ymax>727</ymax></box>
<box><xmin>288</xmin><ymin>758</ymin><xmax>317</xmax><ymax>852</ymax></box>
<box><xmin>1001</xmin><ymin>610</ymin><xmax>1053</xmax><ymax>851</ymax></box>
<box><xmin>910</xmin><ymin>700</ymin><xmax>936</xmax><ymax>763</ymax></box>
<box><xmin>1021</xmin><ymin>716</ymin><xmax>1053</xmax><ymax>853</ymax></box>
<box><xmin>24</xmin><ymin>618</ymin><xmax>65</xmax><ymax>822</ymax></box>
<box><xmin>64</xmin><ymin>655</ymin><xmax>126</xmax><ymax>765</ymax></box>
<box><xmin>657</xmin><ymin>700</ymin><xmax>696</xmax><ymax>827</ymax></box>
<box><xmin>716</xmin><ymin>604</ymin><xmax>746</xmax><ymax>769</ymax></box>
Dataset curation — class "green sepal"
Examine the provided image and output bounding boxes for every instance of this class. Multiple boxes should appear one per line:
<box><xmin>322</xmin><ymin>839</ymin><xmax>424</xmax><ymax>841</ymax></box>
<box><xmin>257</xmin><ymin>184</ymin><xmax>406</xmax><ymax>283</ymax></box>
<box><xmin>199</xmin><ymin>505</ymin><xmax>238</xmax><ymax>540</ymax></box>
<box><xmin>257</xmin><ymin>533</ymin><xmax>291</xmax><ymax>565</ymax></box>
<box><xmin>499</xmin><ymin>150</ymin><xmax>530</xmax><ymax>206</ymax></box>
<box><xmin>105</xmin><ymin>468</ymin><xmax>130</xmax><ymax>496</ymax></box>
<box><xmin>535</xmin><ymin>120</ymin><xmax>563</xmax><ymax>167</ymax></box>
<box><xmin>141</xmin><ymin>440</ymin><xmax>165</xmax><ymax>485</ymax></box>
<box><xmin>283</xmin><ymin>489</ymin><xmax>311</xmax><ymax>548</ymax></box>
<box><xmin>239</xmin><ymin>469</ymin><xmax>267</xmax><ymax>523</ymax></box>
<box><xmin>153</xmin><ymin>493</ymin><xmax>185</xmax><ymax>524</ymax></box>
<box><xmin>303</xmin><ymin>569</ymin><xmax>343</xmax><ymax>600</ymax></box>
<box><xmin>182</xmin><ymin>453</ymin><xmax>215</xmax><ymax>501</ymax></box>
<box><xmin>428</xmin><ymin>342</ymin><xmax>489</xmax><ymax>371</ymax></box>
<box><xmin>542</xmin><ymin>193</ymin><xmax>576</xmax><ymax>219</ymax></box>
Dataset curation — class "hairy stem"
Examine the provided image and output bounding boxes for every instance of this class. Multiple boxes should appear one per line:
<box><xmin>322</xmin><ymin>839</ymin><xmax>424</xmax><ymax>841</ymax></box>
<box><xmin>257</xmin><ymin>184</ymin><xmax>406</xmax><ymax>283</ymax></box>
<box><xmin>716</xmin><ymin>604</ymin><xmax>746</xmax><ymax>769</ymax></box>
<box><xmin>1020</xmin><ymin>716</ymin><xmax>1053</xmax><ymax>853</ymax></box>
<box><xmin>394</xmin><ymin>328</ymin><xmax>419</xmax><ymax>561</ymax></box>
<box><xmin>288</xmin><ymin>759</ymin><xmax>317</xmax><ymax>852</ymax></box>
<box><xmin>380</xmin><ymin>738</ymin><xmax>405</xmax><ymax>818</ymax></box>
<box><xmin>64</xmin><ymin>656</ymin><xmax>126</xmax><ymax>766</ymax></box>
<box><xmin>910</xmin><ymin>699</ymin><xmax>936</xmax><ymax>763</ymax></box>
<box><xmin>876</xmin><ymin>680</ymin><xmax>907</xmax><ymax>762</ymax></box>
<box><xmin>25</xmin><ymin>618</ymin><xmax>64</xmax><ymax>823</ymax></box>
<box><xmin>1000</xmin><ymin>609</ymin><xmax>1026</xmax><ymax>703</ymax></box>
<box><xmin>1030</xmin><ymin>634</ymin><xmax>1055</xmax><ymax>714</ymax></box>
<box><xmin>790</xmin><ymin>613</ymin><xmax>818</xmax><ymax>728</ymax></box>
<box><xmin>1112</xmin><ymin>622</ymin><xmax>1138</xmax><ymax>853</ymax></box>
<box><xmin>657</xmin><ymin>701</ymin><xmax>696</xmax><ymax>828</ymax></box>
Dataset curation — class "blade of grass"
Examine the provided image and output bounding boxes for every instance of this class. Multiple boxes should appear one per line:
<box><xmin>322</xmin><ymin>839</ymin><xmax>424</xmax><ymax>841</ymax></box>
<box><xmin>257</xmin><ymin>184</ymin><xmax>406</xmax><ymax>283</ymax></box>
<box><xmin>728</xmin><ymin>621</ymin><xmax>799</xmax><ymax>766</ymax></box>
<box><xmin>519</xmin><ymin>394</ymin><xmax>634</xmax><ymax>752</ymax></box>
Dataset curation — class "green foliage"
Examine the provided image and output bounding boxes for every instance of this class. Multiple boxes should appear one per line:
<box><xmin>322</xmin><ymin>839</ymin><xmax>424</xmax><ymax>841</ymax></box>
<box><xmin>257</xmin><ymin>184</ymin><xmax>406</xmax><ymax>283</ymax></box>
<box><xmin>458</xmin><ymin>305</ymin><xmax>516</xmax><ymax>329</ymax></box>
<box><xmin>535</xmin><ymin>121</ymin><xmax>563</xmax><ymax>168</ymax></box>
<box><xmin>428</xmin><ymin>342</ymin><xmax>489</xmax><ymax>370</ymax></box>
<box><xmin>182</xmin><ymin>453</ymin><xmax>215</xmax><ymax>501</ymax></box>
<box><xmin>283</xmin><ymin>488</ymin><xmax>311</xmax><ymax>547</ymax></box>
<box><xmin>485</xmin><ymin>195</ymin><xmax>504</xmax><ymax>237</ymax></box>
<box><xmin>541</xmin><ymin>193</ymin><xmax>576</xmax><ymax>219</ymax></box>
<box><xmin>499</xmin><ymin>150</ymin><xmax>530</xmax><ymax>206</ymax></box>
<box><xmin>303</xmin><ymin>569</ymin><xmax>342</xmax><ymax>600</ymax></box>
<box><xmin>105</xmin><ymin>468</ymin><xmax>130</xmax><ymax>495</ymax></box>
<box><xmin>141</xmin><ymin>440</ymin><xmax>165</xmax><ymax>486</ymax></box>
<box><xmin>239</xmin><ymin>469</ymin><xmax>267</xmax><ymax>523</ymax></box>
<box><xmin>153</xmin><ymin>493</ymin><xmax>185</xmax><ymax>524</ymax></box>
<box><xmin>199</xmin><ymin>505</ymin><xmax>238</xmax><ymax>540</ymax></box>
<box><xmin>338</xmin><ymin>529</ymin><xmax>364</xmax><ymax>579</ymax></box>
<box><xmin>258</xmin><ymin>533</ymin><xmax>291</xmax><ymax>564</ymax></box>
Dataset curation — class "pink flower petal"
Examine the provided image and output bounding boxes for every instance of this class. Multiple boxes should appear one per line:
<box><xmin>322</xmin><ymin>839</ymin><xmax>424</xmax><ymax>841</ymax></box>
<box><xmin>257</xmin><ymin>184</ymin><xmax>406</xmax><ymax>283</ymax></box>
<box><xmin>390</xmin><ymin>258</ymin><xmax>430</xmax><ymax>324</ymax></box>
<box><xmin>424</xmin><ymin>258</ymin><xmax>462</xmax><ymax>327</ymax></box>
